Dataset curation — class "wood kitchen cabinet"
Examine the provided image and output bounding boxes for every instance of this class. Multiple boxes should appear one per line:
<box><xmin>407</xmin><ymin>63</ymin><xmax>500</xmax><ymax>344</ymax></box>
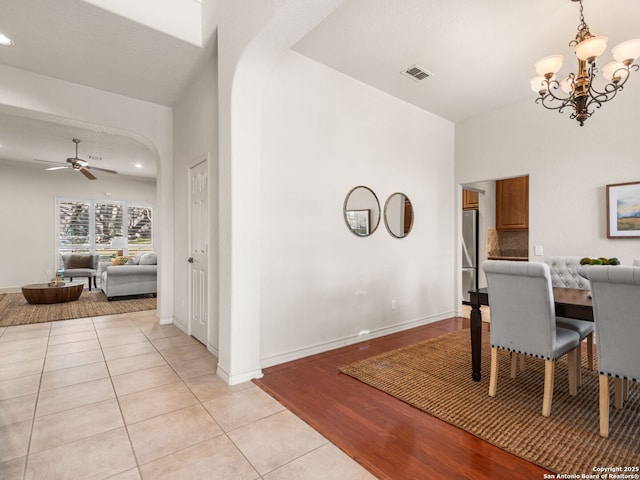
<box><xmin>462</xmin><ymin>189</ymin><xmax>479</xmax><ymax>210</ymax></box>
<box><xmin>496</xmin><ymin>176</ymin><xmax>528</xmax><ymax>230</ymax></box>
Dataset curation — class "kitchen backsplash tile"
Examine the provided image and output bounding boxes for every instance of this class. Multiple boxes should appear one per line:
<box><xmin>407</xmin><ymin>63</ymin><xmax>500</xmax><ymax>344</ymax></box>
<box><xmin>487</xmin><ymin>228</ymin><xmax>528</xmax><ymax>258</ymax></box>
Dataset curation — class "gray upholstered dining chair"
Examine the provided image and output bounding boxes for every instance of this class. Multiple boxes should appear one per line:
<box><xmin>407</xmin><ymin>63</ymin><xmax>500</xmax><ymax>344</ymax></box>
<box><xmin>544</xmin><ymin>256</ymin><xmax>590</xmax><ymax>289</ymax></box>
<box><xmin>586</xmin><ymin>265</ymin><xmax>640</xmax><ymax>438</ymax></box>
<box><xmin>544</xmin><ymin>256</ymin><xmax>594</xmax><ymax>374</ymax></box>
<box><xmin>483</xmin><ymin>260</ymin><xmax>581</xmax><ymax>417</ymax></box>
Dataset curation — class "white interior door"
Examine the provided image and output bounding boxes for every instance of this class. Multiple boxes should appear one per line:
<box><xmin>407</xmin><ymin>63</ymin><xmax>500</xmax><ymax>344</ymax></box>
<box><xmin>188</xmin><ymin>158</ymin><xmax>209</xmax><ymax>345</ymax></box>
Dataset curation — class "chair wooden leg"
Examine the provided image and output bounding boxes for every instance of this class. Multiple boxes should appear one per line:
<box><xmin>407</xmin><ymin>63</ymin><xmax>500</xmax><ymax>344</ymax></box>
<box><xmin>599</xmin><ymin>375</ymin><xmax>610</xmax><ymax>438</ymax></box>
<box><xmin>489</xmin><ymin>348</ymin><xmax>498</xmax><ymax>397</ymax></box>
<box><xmin>623</xmin><ymin>379</ymin><xmax>629</xmax><ymax>401</ymax></box>
<box><xmin>88</xmin><ymin>277</ymin><xmax>92</xmax><ymax>291</ymax></box>
<box><xmin>567</xmin><ymin>349</ymin><xmax>577</xmax><ymax>396</ymax></box>
<box><xmin>614</xmin><ymin>378</ymin><xmax>627</xmax><ymax>409</ymax></box>
<box><xmin>575</xmin><ymin>346</ymin><xmax>582</xmax><ymax>387</ymax></box>
<box><xmin>510</xmin><ymin>353</ymin><xmax>518</xmax><ymax>379</ymax></box>
<box><xmin>542</xmin><ymin>360</ymin><xmax>555</xmax><ymax>417</ymax></box>
<box><xmin>586</xmin><ymin>333</ymin><xmax>594</xmax><ymax>371</ymax></box>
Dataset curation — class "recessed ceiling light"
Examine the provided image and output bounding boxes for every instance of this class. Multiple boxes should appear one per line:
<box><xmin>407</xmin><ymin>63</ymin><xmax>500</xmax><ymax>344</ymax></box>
<box><xmin>0</xmin><ymin>33</ymin><xmax>14</xmax><ymax>46</ymax></box>
<box><xmin>132</xmin><ymin>162</ymin><xmax>143</xmax><ymax>168</ymax></box>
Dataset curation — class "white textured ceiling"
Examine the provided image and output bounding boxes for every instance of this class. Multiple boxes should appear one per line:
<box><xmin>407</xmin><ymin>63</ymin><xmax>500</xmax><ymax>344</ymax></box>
<box><xmin>1</xmin><ymin>0</ymin><xmax>640</xmax><ymax>179</ymax></box>
<box><xmin>293</xmin><ymin>0</ymin><xmax>640</xmax><ymax>122</ymax></box>
<box><xmin>0</xmin><ymin>0</ymin><xmax>215</xmax><ymax>179</ymax></box>
<box><xmin>0</xmin><ymin>0</ymin><xmax>212</xmax><ymax>106</ymax></box>
<box><xmin>0</xmin><ymin>111</ymin><xmax>157</xmax><ymax>179</ymax></box>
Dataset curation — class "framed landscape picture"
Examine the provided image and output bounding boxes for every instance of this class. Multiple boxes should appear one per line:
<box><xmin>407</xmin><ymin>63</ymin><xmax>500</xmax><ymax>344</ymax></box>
<box><xmin>607</xmin><ymin>181</ymin><xmax>640</xmax><ymax>238</ymax></box>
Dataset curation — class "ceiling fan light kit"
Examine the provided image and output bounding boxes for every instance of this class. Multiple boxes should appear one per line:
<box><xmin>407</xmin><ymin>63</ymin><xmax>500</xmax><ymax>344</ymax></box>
<box><xmin>44</xmin><ymin>138</ymin><xmax>118</xmax><ymax>180</ymax></box>
<box><xmin>530</xmin><ymin>0</ymin><xmax>640</xmax><ymax>126</ymax></box>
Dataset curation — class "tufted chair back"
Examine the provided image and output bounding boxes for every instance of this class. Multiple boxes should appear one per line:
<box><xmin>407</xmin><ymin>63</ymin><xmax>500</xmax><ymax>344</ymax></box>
<box><xmin>544</xmin><ymin>256</ymin><xmax>590</xmax><ymax>289</ymax></box>
<box><xmin>587</xmin><ymin>266</ymin><xmax>640</xmax><ymax>381</ymax></box>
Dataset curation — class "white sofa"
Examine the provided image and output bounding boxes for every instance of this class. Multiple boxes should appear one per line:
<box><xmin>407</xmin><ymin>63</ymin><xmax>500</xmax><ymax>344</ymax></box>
<box><xmin>100</xmin><ymin>252</ymin><xmax>157</xmax><ymax>300</ymax></box>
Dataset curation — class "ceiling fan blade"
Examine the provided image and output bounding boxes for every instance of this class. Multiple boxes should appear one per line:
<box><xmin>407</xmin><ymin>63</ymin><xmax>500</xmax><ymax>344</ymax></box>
<box><xmin>34</xmin><ymin>158</ymin><xmax>67</xmax><ymax>167</ymax></box>
<box><xmin>86</xmin><ymin>166</ymin><xmax>118</xmax><ymax>174</ymax></box>
<box><xmin>78</xmin><ymin>167</ymin><xmax>97</xmax><ymax>180</ymax></box>
<box><xmin>45</xmin><ymin>166</ymin><xmax>69</xmax><ymax>171</ymax></box>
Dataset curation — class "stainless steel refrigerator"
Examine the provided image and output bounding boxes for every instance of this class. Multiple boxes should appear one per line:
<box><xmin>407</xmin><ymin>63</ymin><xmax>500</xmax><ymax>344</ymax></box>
<box><xmin>462</xmin><ymin>209</ymin><xmax>478</xmax><ymax>303</ymax></box>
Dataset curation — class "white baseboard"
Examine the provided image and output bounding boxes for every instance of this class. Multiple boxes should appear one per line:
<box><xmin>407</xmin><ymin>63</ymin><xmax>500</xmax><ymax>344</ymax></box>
<box><xmin>260</xmin><ymin>311</ymin><xmax>457</xmax><ymax>368</ymax></box>
<box><xmin>173</xmin><ymin>320</ymin><xmax>188</xmax><ymax>333</ymax></box>
<box><xmin>216</xmin><ymin>363</ymin><xmax>263</xmax><ymax>386</ymax></box>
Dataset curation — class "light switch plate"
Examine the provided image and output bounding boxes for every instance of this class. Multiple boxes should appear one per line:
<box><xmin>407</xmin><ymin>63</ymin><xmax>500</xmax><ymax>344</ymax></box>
<box><xmin>534</xmin><ymin>245</ymin><xmax>543</xmax><ymax>256</ymax></box>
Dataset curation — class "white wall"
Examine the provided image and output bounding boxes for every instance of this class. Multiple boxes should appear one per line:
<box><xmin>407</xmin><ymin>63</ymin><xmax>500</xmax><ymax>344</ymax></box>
<box><xmin>216</xmin><ymin>0</ymin><xmax>347</xmax><ymax>384</ymax></box>
<box><xmin>455</xmin><ymin>84</ymin><xmax>640</xmax><ymax>269</ymax></box>
<box><xmin>0</xmin><ymin>162</ymin><xmax>155</xmax><ymax>288</ymax></box>
<box><xmin>259</xmin><ymin>51</ymin><xmax>456</xmax><ymax>366</ymax></box>
<box><xmin>172</xmin><ymin>56</ymin><xmax>219</xmax><ymax>352</ymax></box>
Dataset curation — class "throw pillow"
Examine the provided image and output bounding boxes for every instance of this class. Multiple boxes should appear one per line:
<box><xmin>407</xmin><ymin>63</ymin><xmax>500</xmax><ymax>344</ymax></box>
<box><xmin>111</xmin><ymin>256</ymin><xmax>130</xmax><ymax>266</ymax></box>
<box><xmin>126</xmin><ymin>256</ymin><xmax>140</xmax><ymax>265</ymax></box>
<box><xmin>67</xmin><ymin>254</ymin><xmax>93</xmax><ymax>269</ymax></box>
<box><xmin>139</xmin><ymin>252</ymin><xmax>157</xmax><ymax>265</ymax></box>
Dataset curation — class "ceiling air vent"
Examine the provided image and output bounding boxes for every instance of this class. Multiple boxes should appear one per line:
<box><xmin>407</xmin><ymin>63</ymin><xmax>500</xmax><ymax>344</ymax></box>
<box><xmin>401</xmin><ymin>64</ymin><xmax>433</xmax><ymax>82</ymax></box>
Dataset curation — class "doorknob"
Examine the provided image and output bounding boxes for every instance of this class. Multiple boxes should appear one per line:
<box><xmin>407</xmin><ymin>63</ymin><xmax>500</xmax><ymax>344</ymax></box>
<box><xmin>187</xmin><ymin>257</ymin><xmax>194</xmax><ymax>263</ymax></box>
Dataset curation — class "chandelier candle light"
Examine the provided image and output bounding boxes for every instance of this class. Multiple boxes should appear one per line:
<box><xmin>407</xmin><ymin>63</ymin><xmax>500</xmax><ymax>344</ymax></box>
<box><xmin>530</xmin><ymin>0</ymin><xmax>640</xmax><ymax>126</ymax></box>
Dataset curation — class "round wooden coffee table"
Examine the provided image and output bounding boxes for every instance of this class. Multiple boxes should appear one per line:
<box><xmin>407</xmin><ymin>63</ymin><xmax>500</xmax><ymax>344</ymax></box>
<box><xmin>21</xmin><ymin>282</ymin><xmax>84</xmax><ymax>305</ymax></box>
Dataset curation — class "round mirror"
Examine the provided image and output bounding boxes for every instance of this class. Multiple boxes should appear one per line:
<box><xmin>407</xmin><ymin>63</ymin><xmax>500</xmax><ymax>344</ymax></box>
<box><xmin>343</xmin><ymin>186</ymin><xmax>381</xmax><ymax>237</ymax></box>
<box><xmin>384</xmin><ymin>193</ymin><xmax>414</xmax><ymax>238</ymax></box>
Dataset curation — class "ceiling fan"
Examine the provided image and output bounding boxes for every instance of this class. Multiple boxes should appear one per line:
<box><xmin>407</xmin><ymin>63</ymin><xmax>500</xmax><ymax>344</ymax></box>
<box><xmin>43</xmin><ymin>139</ymin><xmax>118</xmax><ymax>180</ymax></box>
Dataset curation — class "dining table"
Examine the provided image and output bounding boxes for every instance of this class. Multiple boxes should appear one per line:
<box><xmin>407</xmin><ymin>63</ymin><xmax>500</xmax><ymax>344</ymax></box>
<box><xmin>468</xmin><ymin>286</ymin><xmax>593</xmax><ymax>381</ymax></box>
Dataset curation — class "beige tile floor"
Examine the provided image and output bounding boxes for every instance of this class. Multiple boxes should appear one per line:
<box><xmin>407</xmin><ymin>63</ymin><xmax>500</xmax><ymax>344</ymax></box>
<box><xmin>0</xmin><ymin>310</ymin><xmax>376</xmax><ymax>480</ymax></box>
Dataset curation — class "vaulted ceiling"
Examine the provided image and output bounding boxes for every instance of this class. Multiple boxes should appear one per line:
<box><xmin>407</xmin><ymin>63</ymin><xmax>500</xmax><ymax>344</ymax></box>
<box><xmin>1</xmin><ymin>0</ymin><xmax>639</xmax><ymax>177</ymax></box>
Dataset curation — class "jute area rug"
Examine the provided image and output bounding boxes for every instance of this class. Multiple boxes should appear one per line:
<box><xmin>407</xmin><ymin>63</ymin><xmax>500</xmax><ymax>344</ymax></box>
<box><xmin>339</xmin><ymin>330</ymin><xmax>640</xmax><ymax>475</ymax></box>
<box><xmin>0</xmin><ymin>291</ymin><xmax>157</xmax><ymax>327</ymax></box>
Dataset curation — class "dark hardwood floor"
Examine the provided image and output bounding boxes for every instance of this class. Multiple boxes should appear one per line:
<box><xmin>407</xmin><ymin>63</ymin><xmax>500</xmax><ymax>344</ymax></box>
<box><xmin>254</xmin><ymin>317</ymin><xmax>550</xmax><ymax>480</ymax></box>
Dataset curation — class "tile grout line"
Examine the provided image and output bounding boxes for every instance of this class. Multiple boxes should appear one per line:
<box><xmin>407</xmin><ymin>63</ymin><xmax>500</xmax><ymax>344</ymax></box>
<box><xmin>121</xmin><ymin>317</ymin><xmax>265</xmax><ymax>477</ymax></box>
<box><xmin>101</xmin><ymin>311</ymin><xmax>220</xmax><ymax>475</ymax></box>
<box><xmin>4</xmin><ymin>312</ymin><xmax>320</xmax><ymax>479</ymax></box>
<box><xmin>119</xmin><ymin>318</ymin><xmax>331</xmax><ymax>478</ymax></box>
<box><xmin>130</xmin><ymin>317</ymin><xmax>227</xmax><ymax>475</ymax></box>
<box><xmin>95</xmin><ymin>313</ymin><xmax>145</xmax><ymax>480</ymax></box>
<box><xmin>15</xmin><ymin>313</ymin><xmax>164</xmax><ymax>479</ymax></box>
<box><xmin>21</xmin><ymin>321</ymin><xmax>53</xmax><ymax>480</ymax></box>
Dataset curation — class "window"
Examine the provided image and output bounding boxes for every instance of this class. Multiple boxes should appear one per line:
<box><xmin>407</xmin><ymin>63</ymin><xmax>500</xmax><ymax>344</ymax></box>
<box><xmin>57</xmin><ymin>198</ymin><xmax>153</xmax><ymax>259</ymax></box>
<box><xmin>58</xmin><ymin>200</ymin><xmax>91</xmax><ymax>252</ymax></box>
<box><xmin>127</xmin><ymin>205</ymin><xmax>153</xmax><ymax>255</ymax></box>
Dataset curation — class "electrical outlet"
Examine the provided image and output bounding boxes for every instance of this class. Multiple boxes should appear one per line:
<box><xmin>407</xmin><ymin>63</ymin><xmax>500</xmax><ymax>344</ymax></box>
<box><xmin>46</xmin><ymin>269</ymin><xmax>52</xmax><ymax>275</ymax></box>
<box><xmin>391</xmin><ymin>300</ymin><xmax>397</xmax><ymax>310</ymax></box>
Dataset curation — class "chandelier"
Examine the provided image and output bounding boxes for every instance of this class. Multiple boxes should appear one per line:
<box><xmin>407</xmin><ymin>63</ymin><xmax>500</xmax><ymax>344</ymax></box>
<box><xmin>530</xmin><ymin>0</ymin><xmax>640</xmax><ymax>126</ymax></box>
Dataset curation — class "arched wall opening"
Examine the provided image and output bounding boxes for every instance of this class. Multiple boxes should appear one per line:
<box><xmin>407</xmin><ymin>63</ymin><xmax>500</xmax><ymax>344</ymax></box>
<box><xmin>0</xmin><ymin>64</ymin><xmax>174</xmax><ymax>321</ymax></box>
